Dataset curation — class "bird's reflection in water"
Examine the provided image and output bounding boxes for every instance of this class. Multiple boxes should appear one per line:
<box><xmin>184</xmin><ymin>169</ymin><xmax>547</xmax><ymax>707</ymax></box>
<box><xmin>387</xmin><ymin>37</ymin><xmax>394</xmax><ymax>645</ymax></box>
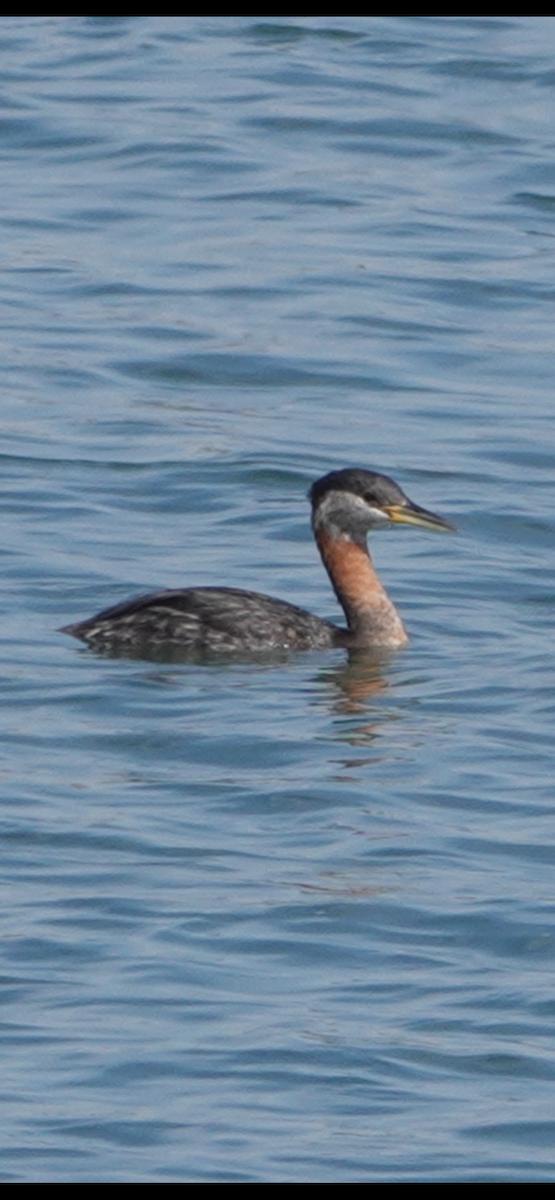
<box><xmin>311</xmin><ymin>647</ymin><xmax>400</xmax><ymax>752</ymax></box>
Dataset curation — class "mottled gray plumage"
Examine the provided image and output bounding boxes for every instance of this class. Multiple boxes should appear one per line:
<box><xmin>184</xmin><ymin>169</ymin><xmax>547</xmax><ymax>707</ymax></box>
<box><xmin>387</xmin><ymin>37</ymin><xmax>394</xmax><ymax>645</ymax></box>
<box><xmin>62</xmin><ymin>586</ymin><xmax>340</xmax><ymax>655</ymax></box>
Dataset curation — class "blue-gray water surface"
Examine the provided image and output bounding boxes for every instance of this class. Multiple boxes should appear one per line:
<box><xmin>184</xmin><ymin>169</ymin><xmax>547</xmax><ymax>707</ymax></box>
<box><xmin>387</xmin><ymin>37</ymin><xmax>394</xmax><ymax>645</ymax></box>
<box><xmin>1</xmin><ymin>16</ymin><xmax>555</xmax><ymax>1182</ymax></box>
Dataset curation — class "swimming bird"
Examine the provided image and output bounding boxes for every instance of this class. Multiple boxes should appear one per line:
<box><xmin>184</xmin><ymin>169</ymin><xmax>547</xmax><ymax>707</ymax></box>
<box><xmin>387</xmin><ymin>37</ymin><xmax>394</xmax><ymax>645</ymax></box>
<box><xmin>61</xmin><ymin>468</ymin><xmax>454</xmax><ymax>657</ymax></box>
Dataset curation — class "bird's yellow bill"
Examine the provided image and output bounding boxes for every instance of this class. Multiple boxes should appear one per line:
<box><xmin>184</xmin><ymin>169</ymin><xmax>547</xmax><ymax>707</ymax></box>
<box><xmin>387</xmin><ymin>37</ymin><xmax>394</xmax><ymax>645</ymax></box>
<box><xmin>384</xmin><ymin>503</ymin><xmax>456</xmax><ymax>533</ymax></box>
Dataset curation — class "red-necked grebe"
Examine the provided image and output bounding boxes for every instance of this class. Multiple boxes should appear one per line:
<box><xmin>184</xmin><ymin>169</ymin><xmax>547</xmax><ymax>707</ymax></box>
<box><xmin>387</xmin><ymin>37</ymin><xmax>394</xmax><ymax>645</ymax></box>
<box><xmin>61</xmin><ymin>468</ymin><xmax>454</xmax><ymax>656</ymax></box>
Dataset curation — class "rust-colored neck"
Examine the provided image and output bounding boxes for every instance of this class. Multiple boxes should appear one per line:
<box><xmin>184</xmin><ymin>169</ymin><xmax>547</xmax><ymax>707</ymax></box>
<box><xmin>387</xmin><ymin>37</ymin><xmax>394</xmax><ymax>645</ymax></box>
<box><xmin>315</xmin><ymin>530</ymin><xmax>408</xmax><ymax>649</ymax></box>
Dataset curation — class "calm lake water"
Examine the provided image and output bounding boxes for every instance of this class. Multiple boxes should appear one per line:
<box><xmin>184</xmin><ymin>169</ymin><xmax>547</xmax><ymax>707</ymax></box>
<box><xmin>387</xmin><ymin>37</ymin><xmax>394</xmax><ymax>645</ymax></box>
<box><xmin>2</xmin><ymin>16</ymin><xmax>555</xmax><ymax>1181</ymax></box>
